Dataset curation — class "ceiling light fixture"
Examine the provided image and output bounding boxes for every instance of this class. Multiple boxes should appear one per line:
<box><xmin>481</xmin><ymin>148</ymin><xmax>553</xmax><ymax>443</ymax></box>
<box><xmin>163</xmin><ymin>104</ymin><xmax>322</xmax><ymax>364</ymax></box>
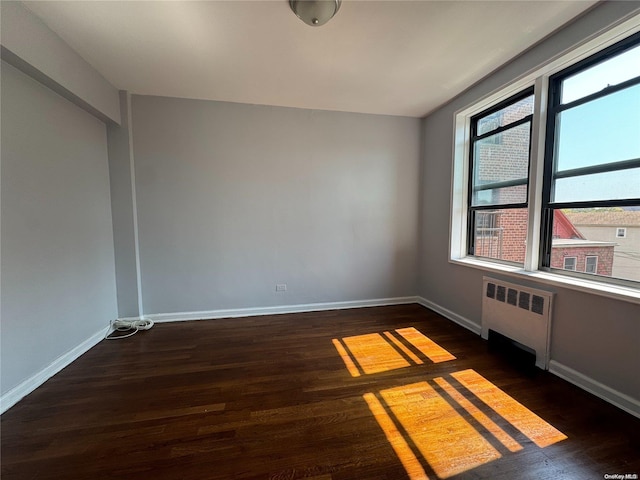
<box><xmin>289</xmin><ymin>0</ymin><xmax>341</xmax><ymax>27</ymax></box>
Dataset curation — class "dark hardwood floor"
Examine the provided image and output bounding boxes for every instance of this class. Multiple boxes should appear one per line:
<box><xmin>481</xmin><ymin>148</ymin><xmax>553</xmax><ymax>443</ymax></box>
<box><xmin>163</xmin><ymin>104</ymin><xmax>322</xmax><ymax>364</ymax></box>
<box><xmin>2</xmin><ymin>304</ymin><xmax>639</xmax><ymax>479</ymax></box>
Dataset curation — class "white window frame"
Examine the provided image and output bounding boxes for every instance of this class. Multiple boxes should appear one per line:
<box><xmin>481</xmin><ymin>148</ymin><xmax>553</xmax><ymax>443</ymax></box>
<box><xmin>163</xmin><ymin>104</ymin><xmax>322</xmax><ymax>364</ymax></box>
<box><xmin>563</xmin><ymin>257</ymin><xmax>577</xmax><ymax>271</ymax></box>
<box><xmin>585</xmin><ymin>256</ymin><xmax>598</xmax><ymax>274</ymax></box>
<box><xmin>616</xmin><ymin>227</ymin><xmax>627</xmax><ymax>238</ymax></box>
<box><xmin>449</xmin><ymin>14</ymin><xmax>640</xmax><ymax>305</ymax></box>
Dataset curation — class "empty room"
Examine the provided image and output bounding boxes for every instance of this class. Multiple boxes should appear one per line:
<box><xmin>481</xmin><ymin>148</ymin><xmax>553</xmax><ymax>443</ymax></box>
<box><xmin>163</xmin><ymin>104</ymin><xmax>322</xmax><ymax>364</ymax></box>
<box><xmin>1</xmin><ymin>1</ymin><xmax>640</xmax><ymax>479</ymax></box>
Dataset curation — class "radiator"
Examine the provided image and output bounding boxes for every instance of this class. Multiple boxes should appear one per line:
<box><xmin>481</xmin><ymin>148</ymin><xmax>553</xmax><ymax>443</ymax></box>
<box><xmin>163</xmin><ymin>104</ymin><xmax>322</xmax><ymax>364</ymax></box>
<box><xmin>481</xmin><ymin>276</ymin><xmax>554</xmax><ymax>370</ymax></box>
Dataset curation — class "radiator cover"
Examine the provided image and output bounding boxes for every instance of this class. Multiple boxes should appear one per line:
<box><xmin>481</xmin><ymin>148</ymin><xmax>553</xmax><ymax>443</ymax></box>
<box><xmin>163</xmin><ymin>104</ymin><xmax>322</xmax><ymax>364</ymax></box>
<box><xmin>482</xmin><ymin>277</ymin><xmax>554</xmax><ymax>370</ymax></box>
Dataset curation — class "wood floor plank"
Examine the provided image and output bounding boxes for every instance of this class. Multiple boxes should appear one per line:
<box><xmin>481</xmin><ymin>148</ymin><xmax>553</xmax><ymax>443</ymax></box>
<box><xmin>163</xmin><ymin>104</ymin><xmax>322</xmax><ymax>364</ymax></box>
<box><xmin>2</xmin><ymin>304</ymin><xmax>639</xmax><ymax>479</ymax></box>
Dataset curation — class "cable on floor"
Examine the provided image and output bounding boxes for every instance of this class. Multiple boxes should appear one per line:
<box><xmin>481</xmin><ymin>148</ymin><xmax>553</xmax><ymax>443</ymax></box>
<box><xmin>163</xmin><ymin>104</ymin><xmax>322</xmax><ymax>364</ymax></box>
<box><xmin>105</xmin><ymin>318</ymin><xmax>154</xmax><ymax>340</ymax></box>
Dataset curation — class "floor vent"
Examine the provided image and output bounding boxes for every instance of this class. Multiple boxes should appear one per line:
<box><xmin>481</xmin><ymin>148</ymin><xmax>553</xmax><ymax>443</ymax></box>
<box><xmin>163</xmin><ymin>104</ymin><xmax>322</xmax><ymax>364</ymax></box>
<box><xmin>482</xmin><ymin>277</ymin><xmax>554</xmax><ymax>370</ymax></box>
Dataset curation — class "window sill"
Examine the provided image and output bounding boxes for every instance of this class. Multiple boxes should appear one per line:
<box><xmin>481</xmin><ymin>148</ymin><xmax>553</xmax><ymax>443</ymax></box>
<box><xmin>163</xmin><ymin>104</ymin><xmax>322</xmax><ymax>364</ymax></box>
<box><xmin>450</xmin><ymin>257</ymin><xmax>640</xmax><ymax>305</ymax></box>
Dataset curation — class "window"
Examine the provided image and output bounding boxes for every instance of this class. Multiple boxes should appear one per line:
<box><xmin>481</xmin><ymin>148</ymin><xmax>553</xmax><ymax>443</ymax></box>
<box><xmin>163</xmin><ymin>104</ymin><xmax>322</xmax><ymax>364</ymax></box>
<box><xmin>541</xmin><ymin>35</ymin><xmax>640</xmax><ymax>284</ymax></box>
<box><xmin>563</xmin><ymin>257</ymin><xmax>577</xmax><ymax>271</ymax></box>
<box><xmin>467</xmin><ymin>90</ymin><xmax>534</xmax><ymax>265</ymax></box>
<box><xmin>452</xmin><ymin>24</ymin><xmax>640</xmax><ymax>294</ymax></box>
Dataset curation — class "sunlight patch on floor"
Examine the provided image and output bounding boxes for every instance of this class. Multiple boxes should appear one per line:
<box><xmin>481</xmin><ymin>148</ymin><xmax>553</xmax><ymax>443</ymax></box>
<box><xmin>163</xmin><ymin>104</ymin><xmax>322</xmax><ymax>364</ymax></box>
<box><xmin>364</xmin><ymin>372</ymin><xmax>568</xmax><ymax>479</ymax></box>
<box><xmin>451</xmin><ymin>369</ymin><xmax>567</xmax><ymax>448</ymax></box>
<box><xmin>335</xmin><ymin>329</ymin><xmax>567</xmax><ymax>478</ymax></box>
<box><xmin>331</xmin><ymin>339</ymin><xmax>361</xmax><ymax>377</ymax></box>
<box><xmin>395</xmin><ymin>327</ymin><xmax>457</xmax><ymax>363</ymax></box>
<box><xmin>383</xmin><ymin>331</ymin><xmax>424</xmax><ymax>364</ymax></box>
<box><xmin>363</xmin><ymin>392</ymin><xmax>431</xmax><ymax>480</ymax></box>
<box><xmin>433</xmin><ymin>376</ymin><xmax>523</xmax><ymax>453</ymax></box>
<box><xmin>378</xmin><ymin>381</ymin><xmax>501</xmax><ymax>478</ymax></box>
<box><xmin>332</xmin><ymin>327</ymin><xmax>456</xmax><ymax>377</ymax></box>
<box><xmin>341</xmin><ymin>333</ymin><xmax>410</xmax><ymax>375</ymax></box>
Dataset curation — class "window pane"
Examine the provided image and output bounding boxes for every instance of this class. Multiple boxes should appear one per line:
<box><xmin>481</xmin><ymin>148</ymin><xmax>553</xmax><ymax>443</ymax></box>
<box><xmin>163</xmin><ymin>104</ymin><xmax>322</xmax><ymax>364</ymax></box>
<box><xmin>474</xmin><ymin>184</ymin><xmax>527</xmax><ymax>207</ymax></box>
<box><xmin>561</xmin><ymin>44</ymin><xmax>640</xmax><ymax>104</ymax></box>
<box><xmin>473</xmin><ymin>208</ymin><xmax>528</xmax><ymax>264</ymax></box>
<box><xmin>477</xmin><ymin>95</ymin><xmax>534</xmax><ymax>136</ymax></box>
<box><xmin>472</xmin><ymin>122</ymin><xmax>530</xmax><ymax>206</ymax></box>
<box><xmin>555</xmin><ymin>84</ymin><xmax>640</xmax><ymax>173</ymax></box>
<box><xmin>554</xmin><ymin>208</ymin><xmax>640</xmax><ymax>283</ymax></box>
<box><xmin>585</xmin><ymin>256</ymin><xmax>598</xmax><ymax>274</ymax></box>
<box><xmin>553</xmin><ymin>167</ymin><xmax>640</xmax><ymax>203</ymax></box>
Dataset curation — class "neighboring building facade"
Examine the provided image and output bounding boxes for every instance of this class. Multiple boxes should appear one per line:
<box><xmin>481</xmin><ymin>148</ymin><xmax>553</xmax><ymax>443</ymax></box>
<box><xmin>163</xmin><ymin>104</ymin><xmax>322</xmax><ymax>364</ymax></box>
<box><xmin>550</xmin><ymin>210</ymin><xmax>615</xmax><ymax>276</ymax></box>
<box><xmin>550</xmin><ymin>239</ymin><xmax>615</xmax><ymax>276</ymax></box>
<box><xmin>475</xmin><ymin>208</ymin><xmax>615</xmax><ymax>277</ymax></box>
<box><xmin>564</xmin><ymin>211</ymin><xmax>640</xmax><ymax>282</ymax></box>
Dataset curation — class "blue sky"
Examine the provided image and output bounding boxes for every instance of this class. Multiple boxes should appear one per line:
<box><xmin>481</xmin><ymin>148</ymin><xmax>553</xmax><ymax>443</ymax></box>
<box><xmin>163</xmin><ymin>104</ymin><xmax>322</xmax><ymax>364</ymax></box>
<box><xmin>553</xmin><ymin>44</ymin><xmax>640</xmax><ymax>203</ymax></box>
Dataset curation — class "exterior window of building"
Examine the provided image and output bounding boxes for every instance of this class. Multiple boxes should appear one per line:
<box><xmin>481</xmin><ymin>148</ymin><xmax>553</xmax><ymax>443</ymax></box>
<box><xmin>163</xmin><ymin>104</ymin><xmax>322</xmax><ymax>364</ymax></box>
<box><xmin>451</xmin><ymin>26</ymin><xmax>640</xmax><ymax>293</ymax></box>
<box><xmin>563</xmin><ymin>257</ymin><xmax>577</xmax><ymax>271</ymax></box>
<box><xmin>467</xmin><ymin>90</ymin><xmax>534</xmax><ymax>265</ymax></box>
<box><xmin>541</xmin><ymin>35</ymin><xmax>640</xmax><ymax>284</ymax></box>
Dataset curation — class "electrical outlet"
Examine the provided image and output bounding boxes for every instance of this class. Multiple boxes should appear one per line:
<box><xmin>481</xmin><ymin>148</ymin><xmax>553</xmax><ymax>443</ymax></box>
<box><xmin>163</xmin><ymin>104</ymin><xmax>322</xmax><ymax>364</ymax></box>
<box><xmin>276</xmin><ymin>284</ymin><xmax>287</xmax><ymax>292</ymax></box>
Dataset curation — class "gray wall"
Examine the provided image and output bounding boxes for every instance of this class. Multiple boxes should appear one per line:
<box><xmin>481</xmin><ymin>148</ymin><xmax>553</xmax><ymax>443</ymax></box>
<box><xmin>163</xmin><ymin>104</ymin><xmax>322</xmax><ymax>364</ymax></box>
<box><xmin>0</xmin><ymin>2</ymin><xmax>120</xmax><ymax>124</ymax></box>
<box><xmin>107</xmin><ymin>92</ymin><xmax>142</xmax><ymax>318</ymax></box>
<box><xmin>131</xmin><ymin>96</ymin><xmax>421</xmax><ymax>314</ymax></box>
<box><xmin>0</xmin><ymin>61</ymin><xmax>118</xmax><ymax>396</ymax></box>
<box><xmin>419</xmin><ymin>1</ymin><xmax>640</xmax><ymax>401</ymax></box>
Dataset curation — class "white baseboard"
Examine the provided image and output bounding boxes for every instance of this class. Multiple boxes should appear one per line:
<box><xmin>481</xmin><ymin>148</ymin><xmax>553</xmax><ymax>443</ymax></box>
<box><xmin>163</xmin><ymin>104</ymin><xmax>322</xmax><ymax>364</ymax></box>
<box><xmin>549</xmin><ymin>360</ymin><xmax>640</xmax><ymax>419</ymax></box>
<box><xmin>2</xmin><ymin>297</ymin><xmax>418</xmax><ymax>414</ymax></box>
<box><xmin>122</xmin><ymin>296</ymin><xmax>421</xmax><ymax>324</ymax></box>
<box><xmin>1</xmin><ymin>326</ymin><xmax>109</xmax><ymax>415</ymax></box>
<box><xmin>416</xmin><ymin>296</ymin><xmax>482</xmax><ymax>335</ymax></box>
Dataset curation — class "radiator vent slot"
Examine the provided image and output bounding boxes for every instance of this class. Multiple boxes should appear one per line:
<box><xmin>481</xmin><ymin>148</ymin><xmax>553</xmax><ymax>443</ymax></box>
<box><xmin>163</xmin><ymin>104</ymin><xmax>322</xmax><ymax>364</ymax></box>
<box><xmin>482</xmin><ymin>277</ymin><xmax>554</xmax><ymax>370</ymax></box>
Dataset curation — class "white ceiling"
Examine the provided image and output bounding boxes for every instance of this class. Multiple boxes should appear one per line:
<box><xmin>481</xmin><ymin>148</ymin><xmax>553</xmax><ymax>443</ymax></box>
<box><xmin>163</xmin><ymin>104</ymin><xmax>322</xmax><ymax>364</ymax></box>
<box><xmin>23</xmin><ymin>0</ymin><xmax>598</xmax><ymax>117</ymax></box>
